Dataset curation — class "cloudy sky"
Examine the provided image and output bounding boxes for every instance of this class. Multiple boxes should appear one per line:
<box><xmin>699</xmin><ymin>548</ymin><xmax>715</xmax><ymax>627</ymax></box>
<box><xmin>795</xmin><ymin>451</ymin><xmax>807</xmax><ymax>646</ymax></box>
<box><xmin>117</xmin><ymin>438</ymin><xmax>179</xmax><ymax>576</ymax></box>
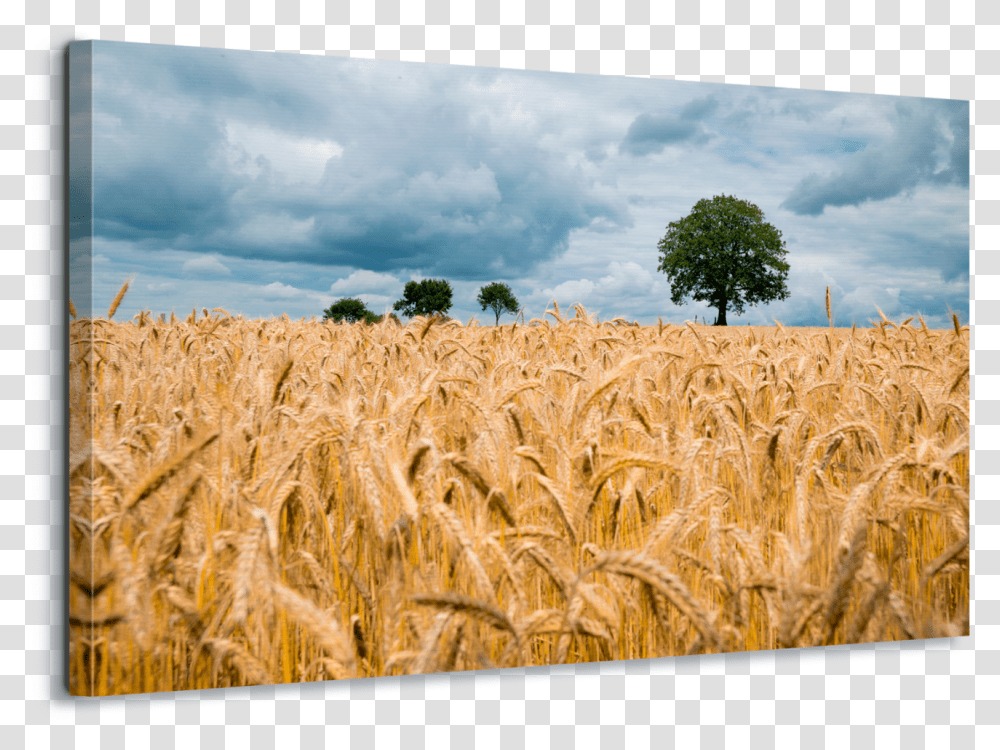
<box><xmin>70</xmin><ymin>41</ymin><xmax>968</xmax><ymax>327</ymax></box>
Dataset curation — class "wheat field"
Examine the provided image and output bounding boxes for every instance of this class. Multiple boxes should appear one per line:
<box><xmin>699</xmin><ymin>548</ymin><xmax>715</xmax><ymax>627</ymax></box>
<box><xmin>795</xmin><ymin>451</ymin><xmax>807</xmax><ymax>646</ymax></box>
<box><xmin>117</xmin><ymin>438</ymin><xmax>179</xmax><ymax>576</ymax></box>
<box><xmin>68</xmin><ymin>292</ymin><xmax>969</xmax><ymax>696</ymax></box>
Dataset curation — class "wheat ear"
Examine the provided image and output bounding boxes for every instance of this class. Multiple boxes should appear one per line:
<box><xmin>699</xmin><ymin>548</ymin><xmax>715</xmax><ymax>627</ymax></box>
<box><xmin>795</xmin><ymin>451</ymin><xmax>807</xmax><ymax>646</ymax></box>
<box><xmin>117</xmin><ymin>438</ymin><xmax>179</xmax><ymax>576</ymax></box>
<box><xmin>819</xmin><ymin>524</ymin><xmax>868</xmax><ymax>646</ymax></box>
<box><xmin>124</xmin><ymin>432</ymin><xmax>219</xmax><ymax>511</ymax></box>
<box><xmin>202</xmin><ymin>638</ymin><xmax>274</xmax><ymax>686</ymax></box>
<box><xmin>107</xmin><ymin>278</ymin><xmax>131</xmax><ymax>319</ymax></box>
<box><xmin>579</xmin><ymin>550</ymin><xmax>720</xmax><ymax>651</ymax></box>
<box><xmin>410</xmin><ymin>592</ymin><xmax>519</xmax><ymax>657</ymax></box>
<box><xmin>270</xmin><ymin>580</ymin><xmax>357</xmax><ymax>678</ymax></box>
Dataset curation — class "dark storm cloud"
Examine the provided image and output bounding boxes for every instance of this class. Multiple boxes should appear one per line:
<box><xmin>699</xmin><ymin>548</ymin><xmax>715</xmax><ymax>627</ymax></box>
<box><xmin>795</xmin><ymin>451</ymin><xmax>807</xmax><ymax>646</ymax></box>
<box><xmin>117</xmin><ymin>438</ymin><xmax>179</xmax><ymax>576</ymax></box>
<box><xmin>781</xmin><ymin>99</ymin><xmax>969</xmax><ymax>216</ymax></box>
<box><xmin>275</xmin><ymin>124</ymin><xmax>632</xmax><ymax>277</ymax></box>
<box><xmin>618</xmin><ymin>96</ymin><xmax>719</xmax><ymax>156</ymax></box>
<box><xmin>880</xmin><ymin>221</ymin><xmax>970</xmax><ymax>283</ymax></box>
<box><xmin>88</xmin><ymin>43</ymin><xmax>632</xmax><ymax>281</ymax></box>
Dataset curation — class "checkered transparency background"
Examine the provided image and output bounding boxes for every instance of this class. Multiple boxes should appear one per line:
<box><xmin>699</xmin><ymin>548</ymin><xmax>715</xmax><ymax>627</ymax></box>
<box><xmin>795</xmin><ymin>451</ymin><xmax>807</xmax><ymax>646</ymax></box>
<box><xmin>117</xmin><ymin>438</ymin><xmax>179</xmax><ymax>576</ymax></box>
<box><xmin>0</xmin><ymin>1</ymin><xmax>996</xmax><ymax>748</ymax></box>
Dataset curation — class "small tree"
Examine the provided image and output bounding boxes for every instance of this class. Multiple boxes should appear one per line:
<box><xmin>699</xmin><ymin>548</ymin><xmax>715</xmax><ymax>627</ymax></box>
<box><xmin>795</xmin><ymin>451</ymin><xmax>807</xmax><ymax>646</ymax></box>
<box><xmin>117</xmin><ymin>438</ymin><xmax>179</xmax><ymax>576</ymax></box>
<box><xmin>477</xmin><ymin>282</ymin><xmax>520</xmax><ymax>325</ymax></box>
<box><xmin>393</xmin><ymin>279</ymin><xmax>453</xmax><ymax>318</ymax></box>
<box><xmin>657</xmin><ymin>194</ymin><xmax>789</xmax><ymax>326</ymax></box>
<box><xmin>323</xmin><ymin>297</ymin><xmax>374</xmax><ymax>323</ymax></box>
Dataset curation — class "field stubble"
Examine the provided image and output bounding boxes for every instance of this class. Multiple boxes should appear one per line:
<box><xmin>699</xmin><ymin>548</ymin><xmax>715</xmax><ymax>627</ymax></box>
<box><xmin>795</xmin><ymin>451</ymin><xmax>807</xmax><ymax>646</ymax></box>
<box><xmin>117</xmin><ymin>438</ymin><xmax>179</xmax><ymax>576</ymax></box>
<box><xmin>69</xmin><ymin>300</ymin><xmax>969</xmax><ymax>695</ymax></box>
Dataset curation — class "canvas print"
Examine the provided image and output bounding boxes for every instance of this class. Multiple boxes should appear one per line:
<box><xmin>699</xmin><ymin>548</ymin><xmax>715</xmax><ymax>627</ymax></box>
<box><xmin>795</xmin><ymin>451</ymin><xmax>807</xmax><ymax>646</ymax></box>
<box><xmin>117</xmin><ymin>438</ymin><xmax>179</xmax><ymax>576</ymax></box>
<box><xmin>68</xmin><ymin>40</ymin><xmax>969</xmax><ymax>696</ymax></box>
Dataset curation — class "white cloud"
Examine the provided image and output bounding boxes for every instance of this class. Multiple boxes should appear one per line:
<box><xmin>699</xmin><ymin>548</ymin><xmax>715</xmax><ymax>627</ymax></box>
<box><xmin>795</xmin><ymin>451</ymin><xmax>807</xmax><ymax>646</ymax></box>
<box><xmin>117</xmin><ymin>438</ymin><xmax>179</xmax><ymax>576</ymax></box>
<box><xmin>329</xmin><ymin>269</ymin><xmax>401</xmax><ymax>296</ymax></box>
<box><xmin>182</xmin><ymin>255</ymin><xmax>231</xmax><ymax>277</ymax></box>
<box><xmin>839</xmin><ymin>284</ymin><xmax>903</xmax><ymax>319</ymax></box>
<box><xmin>324</xmin><ymin>271</ymin><xmax>407</xmax><ymax>314</ymax></box>
<box><xmin>595</xmin><ymin>261</ymin><xmax>658</xmax><ymax>296</ymax></box>
<box><xmin>541</xmin><ymin>278</ymin><xmax>596</xmax><ymax>304</ymax></box>
<box><xmin>523</xmin><ymin>262</ymin><xmax>668</xmax><ymax>321</ymax></box>
<box><xmin>257</xmin><ymin>281</ymin><xmax>301</xmax><ymax>300</ymax></box>
<box><xmin>357</xmin><ymin>295</ymin><xmax>397</xmax><ymax>313</ymax></box>
<box><xmin>224</xmin><ymin>121</ymin><xmax>343</xmax><ymax>184</ymax></box>
<box><xmin>225</xmin><ymin>213</ymin><xmax>316</xmax><ymax>248</ymax></box>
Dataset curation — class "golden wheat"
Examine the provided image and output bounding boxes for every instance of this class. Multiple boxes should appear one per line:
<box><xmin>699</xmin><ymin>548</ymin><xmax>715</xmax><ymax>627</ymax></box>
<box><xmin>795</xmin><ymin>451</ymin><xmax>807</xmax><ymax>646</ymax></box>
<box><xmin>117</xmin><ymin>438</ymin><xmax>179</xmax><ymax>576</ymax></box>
<box><xmin>68</xmin><ymin>299</ymin><xmax>969</xmax><ymax>694</ymax></box>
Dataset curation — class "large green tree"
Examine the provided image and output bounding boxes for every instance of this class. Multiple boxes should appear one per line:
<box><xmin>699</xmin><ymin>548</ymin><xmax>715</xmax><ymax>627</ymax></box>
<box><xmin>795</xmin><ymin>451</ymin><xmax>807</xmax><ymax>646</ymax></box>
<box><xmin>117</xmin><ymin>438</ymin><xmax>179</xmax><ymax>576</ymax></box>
<box><xmin>477</xmin><ymin>282</ymin><xmax>520</xmax><ymax>325</ymax></box>
<box><xmin>392</xmin><ymin>279</ymin><xmax>453</xmax><ymax>318</ymax></box>
<box><xmin>657</xmin><ymin>194</ymin><xmax>789</xmax><ymax>326</ymax></box>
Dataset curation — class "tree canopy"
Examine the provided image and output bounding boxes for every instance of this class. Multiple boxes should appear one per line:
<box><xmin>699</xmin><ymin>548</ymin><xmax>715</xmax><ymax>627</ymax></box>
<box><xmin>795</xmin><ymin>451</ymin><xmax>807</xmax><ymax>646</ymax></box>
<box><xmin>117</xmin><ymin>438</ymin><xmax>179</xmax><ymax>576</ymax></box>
<box><xmin>323</xmin><ymin>297</ymin><xmax>374</xmax><ymax>323</ymax></box>
<box><xmin>323</xmin><ymin>297</ymin><xmax>398</xmax><ymax>325</ymax></box>
<box><xmin>476</xmin><ymin>282</ymin><xmax>520</xmax><ymax>325</ymax></box>
<box><xmin>657</xmin><ymin>194</ymin><xmax>789</xmax><ymax>326</ymax></box>
<box><xmin>392</xmin><ymin>279</ymin><xmax>454</xmax><ymax>318</ymax></box>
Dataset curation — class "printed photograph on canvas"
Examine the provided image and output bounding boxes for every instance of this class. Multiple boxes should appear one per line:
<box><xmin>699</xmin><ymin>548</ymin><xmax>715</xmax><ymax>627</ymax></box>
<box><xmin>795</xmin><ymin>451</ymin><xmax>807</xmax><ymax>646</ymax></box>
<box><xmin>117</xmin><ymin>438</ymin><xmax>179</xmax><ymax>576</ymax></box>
<box><xmin>68</xmin><ymin>41</ymin><xmax>969</xmax><ymax>696</ymax></box>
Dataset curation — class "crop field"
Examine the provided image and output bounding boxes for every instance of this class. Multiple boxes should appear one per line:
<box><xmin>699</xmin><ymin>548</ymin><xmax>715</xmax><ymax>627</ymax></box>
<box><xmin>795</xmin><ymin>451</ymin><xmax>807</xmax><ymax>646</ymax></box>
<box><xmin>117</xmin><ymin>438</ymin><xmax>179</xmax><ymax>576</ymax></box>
<box><xmin>69</xmin><ymin>297</ymin><xmax>969</xmax><ymax>696</ymax></box>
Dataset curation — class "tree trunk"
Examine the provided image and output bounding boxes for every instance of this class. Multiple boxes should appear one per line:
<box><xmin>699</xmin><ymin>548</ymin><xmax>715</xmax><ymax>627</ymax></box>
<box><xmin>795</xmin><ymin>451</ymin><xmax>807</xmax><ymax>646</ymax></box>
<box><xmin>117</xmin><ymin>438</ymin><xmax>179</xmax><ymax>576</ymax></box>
<box><xmin>715</xmin><ymin>292</ymin><xmax>728</xmax><ymax>326</ymax></box>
